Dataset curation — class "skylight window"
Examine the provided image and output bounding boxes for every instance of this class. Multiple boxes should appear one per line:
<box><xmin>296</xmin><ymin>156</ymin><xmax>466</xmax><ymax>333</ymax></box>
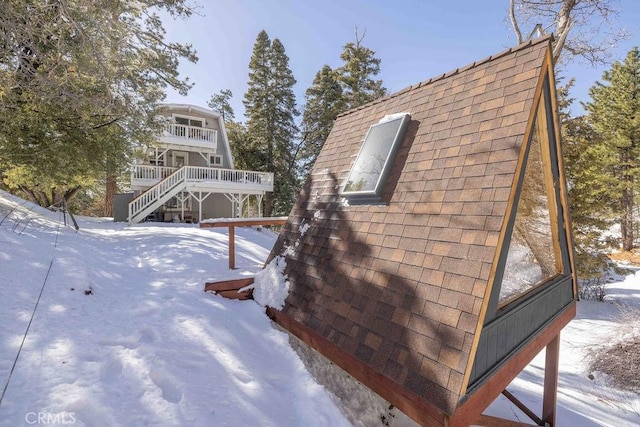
<box><xmin>342</xmin><ymin>113</ymin><xmax>410</xmax><ymax>204</ymax></box>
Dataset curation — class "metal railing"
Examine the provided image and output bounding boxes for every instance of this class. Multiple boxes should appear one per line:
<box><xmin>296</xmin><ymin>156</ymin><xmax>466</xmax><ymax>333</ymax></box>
<box><xmin>163</xmin><ymin>124</ymin><xmax>217</xmax><ymax>142</ymax></box>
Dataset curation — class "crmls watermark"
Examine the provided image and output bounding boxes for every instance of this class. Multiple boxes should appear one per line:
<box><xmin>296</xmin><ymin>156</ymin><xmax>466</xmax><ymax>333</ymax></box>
<box><xmin>25</xmin><ymin>412</ymin><xmax>77</xmax><ymax>425</ymax></box>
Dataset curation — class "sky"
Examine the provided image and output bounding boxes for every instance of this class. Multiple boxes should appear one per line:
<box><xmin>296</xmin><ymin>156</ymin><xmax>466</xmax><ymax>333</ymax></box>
<box><xmin>162</xmin><ymin>0</ymin><xmax>640</xmax><ymax>120</ymax></box>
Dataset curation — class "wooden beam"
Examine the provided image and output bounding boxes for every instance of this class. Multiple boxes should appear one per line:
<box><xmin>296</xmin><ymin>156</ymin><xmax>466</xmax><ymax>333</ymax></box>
<box><xmin>199</xmin><ymin>217</ymin><xmax>288</xmax><ymax>228</ymax></box>
<box><xmin>204</xmin><ymin>277</ymin><xmax>255</xmax><ymax>292</ymax></box>
<box><xmin>542</xmin><ymin>333</ymin><xmax>560</xmax><ymax>426</ymax></box>
<box><xmin>214</xmin><ymin>288</ymin><xmax>253</xmax><ymax>300</ymax></box>
<box><xmin>501</xmin><ymin>390</ymin><xmax>543</xmax><ymax>426</ymax></box>
<box><xmin>266</xmin><ymin>307</ymin><xmax>448</xmax><ymax>426</ymax></box>
<box><xmin>229</xmin><ymin>225</ymin><xmax>235</xmax><ymax>269</ymax></box>
<box><xmin>450</xmin><ymin>302</ymin><xmax>575</xmax><ymax>427</ymax></box>
<box><xmin>204</xmin><ymin>277</ymin><xmax>255</xmax><ymax>300</ymax></box>
<box><xmin>199</xmin><ymin>217</ymin><xmax>287</xmax><ymax>269</ymax></box>
<box><xmin>473</xmin><ymin>414</ymin><xmax>537</xmax><ymax>427</ymax></box>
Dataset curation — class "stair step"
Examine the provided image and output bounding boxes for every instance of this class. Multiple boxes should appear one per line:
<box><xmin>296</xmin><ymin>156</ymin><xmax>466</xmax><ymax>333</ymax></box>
<box><xmin>204</xmin><ymin>277</ymin><xmax>254</xmax><ymax>300</ymax></box>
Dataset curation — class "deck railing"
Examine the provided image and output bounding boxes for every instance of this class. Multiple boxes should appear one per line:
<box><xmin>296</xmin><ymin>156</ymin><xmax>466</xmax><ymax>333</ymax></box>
<box><xmin>129</xmin><ymin>167</ymin><xmax>187</xmax><ymax>223</ymax></box>
<box><xmin>131</xmin><ymin>165</ymin><xmax>273</xmax><ymax>189</ymax></box>
<box><xmin>129</xmin><ymin>165</ymin><xmax>274</xmax><ymax>223</ymax></box>
<box><xmin>131</xmin><ymin>165</ymin><xmax>176</xmax><ymax>181</ymax></box>
<box><xmin>163</xmin><ymin>124</ymin><xmax>217</xmax><ymax>142</ymax></box>
<box><xmin>185</xmin><ymin>166</ymin><xmax>274</xmax><ymax>188</ymax></box>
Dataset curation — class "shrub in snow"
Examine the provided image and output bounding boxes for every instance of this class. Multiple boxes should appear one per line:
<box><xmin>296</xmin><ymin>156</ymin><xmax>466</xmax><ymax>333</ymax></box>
<box><xmin>589</xmin><ymin>305</ymin><xmax>640</xmax><ymax>392</ymax></box>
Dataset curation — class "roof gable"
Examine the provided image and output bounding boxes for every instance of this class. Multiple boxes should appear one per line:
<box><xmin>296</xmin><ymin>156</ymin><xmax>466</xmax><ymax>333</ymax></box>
<box><xmin>265</xmin><ymin>35</ymin><xmax>573</xmax><ymax>423</ymax></box>
<box><xmin>159</xmin><ymin>103</ymin><xmax>236</xmax><ymax>168</ymax></box>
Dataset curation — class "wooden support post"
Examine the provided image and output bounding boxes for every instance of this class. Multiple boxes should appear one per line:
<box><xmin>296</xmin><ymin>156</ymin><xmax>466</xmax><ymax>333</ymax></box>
<box><xmin>200</xmin><ymin>217</ymin><xmax>287</xmax><ymax>270</ymax></box>
<box><xmin>228</xmin><ymin>225</ymin><xmax>235</xmax><ymax>270</ymax></box>
<box><xmin>450</xmin><ymin>303</ymin><xmax>575</xmax><ymax>427</ymax></box>
<box><xmin>542</xmin><ymin>333</ymin><xmax>560</xmax><ymax>426</ymax></box>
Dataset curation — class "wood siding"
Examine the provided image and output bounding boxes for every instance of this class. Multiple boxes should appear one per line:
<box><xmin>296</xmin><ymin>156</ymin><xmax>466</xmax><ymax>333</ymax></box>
<box><xmin>467</xmin><ymin>274</ymin><xmax>573</xmax><ymax>388</ymax></box>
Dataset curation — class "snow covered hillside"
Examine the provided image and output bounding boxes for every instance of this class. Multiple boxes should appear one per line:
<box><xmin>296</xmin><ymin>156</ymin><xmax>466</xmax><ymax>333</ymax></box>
<box><xmin>0</xmin><ymin>191</ymin><xmax>349</xmax><ymax>427</ymax></box>
<box><xmin>0</xmin><ymin>189</ymin><xmax>639</xmax><ymax>426</ymax></box>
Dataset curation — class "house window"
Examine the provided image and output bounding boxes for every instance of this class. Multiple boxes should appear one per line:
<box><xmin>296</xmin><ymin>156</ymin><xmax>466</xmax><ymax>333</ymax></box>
<box><xmin>172</xmin><ymin>115</ymin><xmax>205</xmax><ymax>139</ymax></box>
<box><xmin>209</xmin><ymin>155</ymin><xmax>223</xmax><ymax>167</ymax></box>
<box><xmin>174</xmin><ymin>116</ymin><xmax>203</xmax><ymax>127</ymax></box>
<box><xmin>342</xmin><ymin>113</ymin><xmax>410</xmax><ymax>204</ymax></box>
<box><xmin>498</xmin><ymin>95</ymin><xmax>562</xmax><ymax>306</ymax></box>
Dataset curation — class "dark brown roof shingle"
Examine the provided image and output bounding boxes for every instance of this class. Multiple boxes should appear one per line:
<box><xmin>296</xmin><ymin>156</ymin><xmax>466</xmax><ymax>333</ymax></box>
<box><xmin>267</xmin><ymin>35</ymin><xmax>552</xmax><ymax>415</ymax></box>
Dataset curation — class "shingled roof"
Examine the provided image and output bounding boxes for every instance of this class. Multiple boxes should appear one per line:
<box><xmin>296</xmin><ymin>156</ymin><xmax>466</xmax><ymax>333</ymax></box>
<box><xmin>265</xmin><ymin>34</ymin><xmax>576</xmax><ymax>426</ymax></box>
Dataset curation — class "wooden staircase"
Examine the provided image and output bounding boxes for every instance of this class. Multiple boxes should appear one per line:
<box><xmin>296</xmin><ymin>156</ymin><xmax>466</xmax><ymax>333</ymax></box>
<box><xmin>128</xmin><ymin>166</ymin><xmax>276</xmax><ymax>224</ymax></box>
<box><xmin>128</xmin><ymin>166</ymin><xmax>188</xmax><ymax>224</ymax></box>
<box><xmin>204</xmin><ymin>277</ymin><xmax>254</xmax><ymax>300</ymax></box>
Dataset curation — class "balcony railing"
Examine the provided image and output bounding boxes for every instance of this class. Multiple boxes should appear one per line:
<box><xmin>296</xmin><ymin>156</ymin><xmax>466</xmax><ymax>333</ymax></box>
<box><xmin>185</xmin><ymin>166</ymin><xmax>274</xmax><ymax>189</ymax></box>
<box><xmin>163</xmin><ymin>124</ymin><xmax>217</xmax><ymax>143</ymax></box>
<box><xmin>132</xmin><ymin>165</ymin><xmax>176</xmax><ymax>181</ymax></box>
<box><xmin>131</xmin><ymin>165</ymin><xmax>274</xmax><ymax>192</ymax></box>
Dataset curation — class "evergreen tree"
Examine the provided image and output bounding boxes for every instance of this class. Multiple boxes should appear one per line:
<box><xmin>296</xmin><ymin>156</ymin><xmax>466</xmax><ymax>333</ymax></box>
<box><xmin>208</xmin><ymin>89</ymin><xmax>235</xmax><ymax>121</ymax></box>
<box><xmin>243</xmin><ymin>31</ymin><xmax>299</xmax><ymax>216</ymax></box>
<box><xmin>336</xmin><ymin>29</ymin><xmax>386</xmax><ymax>109</ymax></box>
<box><xmin>562</xmin><ymin>108</ymin><xmax>619</xmax><ymax>279</ymax></box>
<box><xmin>299</xmin><ymin>65</ymin><xmax>345</xmax><ymax>177</ymax></box>
<box><xmin>297</xmin><ymin>31</ymin><xmax>386</xmax><ymax>184</ymax></box>
<box><xmin>0</xmin><ymin>0</ymin><xmax>197</xmax><ymax>211</ymax></box>
<box><xmin>584</xmin><ymin>47</ymin><xmax>640</xmax><ymax>250</ymax></box>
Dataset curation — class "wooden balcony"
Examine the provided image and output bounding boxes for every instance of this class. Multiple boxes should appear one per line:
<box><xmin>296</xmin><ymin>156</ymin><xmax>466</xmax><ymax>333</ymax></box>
<box><xmin>160</xmin><ymin>124</ymin><xmax>218</xmax><ymax>150</ymax></box>
<box><xmin>130</xmin><ymin>165</ymin><xmax>274</xmax><ymax>193</ymax></box>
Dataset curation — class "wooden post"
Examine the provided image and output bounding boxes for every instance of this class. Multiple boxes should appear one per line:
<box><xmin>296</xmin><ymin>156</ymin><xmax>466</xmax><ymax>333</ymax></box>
<box><xmin>200</xmin><ymin>217</ymin><xmax>287</xmax><ymax>270</ymax></box>
<box><xmin>228</xmin><ymin>225</ymin><xmax>235</xmax><ymax>270</ymax></box>
<box><xmin>542</xmin><ymin>333</ymin><xmax>560</xmax><ymax>426</ymax></box>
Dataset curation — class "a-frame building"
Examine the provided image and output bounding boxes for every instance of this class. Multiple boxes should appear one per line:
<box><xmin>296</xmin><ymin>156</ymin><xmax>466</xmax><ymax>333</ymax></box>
<box><xmin>265</xmin><ymin>35</ymin><xmax>576</xmax><ymax>426</ymax></box>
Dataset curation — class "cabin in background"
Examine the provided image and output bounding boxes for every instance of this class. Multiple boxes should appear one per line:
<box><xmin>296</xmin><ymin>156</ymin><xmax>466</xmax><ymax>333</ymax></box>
<box><xmin>115</xmin><ymin>104</ymin><xmax>273</xmax><ymax>223</ymax></box>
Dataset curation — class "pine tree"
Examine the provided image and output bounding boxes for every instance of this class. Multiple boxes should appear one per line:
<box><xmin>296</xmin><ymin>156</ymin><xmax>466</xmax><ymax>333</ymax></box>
<box><xmin>208</xmin><ymin>89</ymin><xmax>235</xmax><ymax>121</ymax></box>
<box><xmin>337</xmin><ymin>29</ymin><xmax>386</xmax><ymax>109</ymax></box>
<box><xmin>297</xmin><ymin>31</ymin><xmax>386</xmax><ymax>183</ymax></box>
<box><xmin>584</xmin><ymin>47</ymin><xmax>640</xmax><ymax>250</ymax></box>
<box><xmin>269</xmin><ymin>38</ymin><xmax>299</xmax><ymax>214</ymax></box>
<box><xmin>0</xmin><ymin>0</ymin><xmax>197</xmax><ymax>211</ymax></box>
<box><xmin>299</xmin><ymin>65</ymin><xmax>345</xmax><ymax>177</ymax></box>
<box><xmin>562</xmin><ymin>111</ymin><xmax>619</xmax><ymax>279</ymax></box>
<box><xmin>243</xmin><ymin>31</ymin><xmax>299</xmax><ymax>216</ymax></box>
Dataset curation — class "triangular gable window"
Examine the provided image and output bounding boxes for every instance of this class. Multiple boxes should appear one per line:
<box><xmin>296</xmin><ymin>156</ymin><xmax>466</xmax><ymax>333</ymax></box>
<box><xmin>498</xmin><ymin>79</ymin><xmax>563</xmax><ymax>307</ymax></box>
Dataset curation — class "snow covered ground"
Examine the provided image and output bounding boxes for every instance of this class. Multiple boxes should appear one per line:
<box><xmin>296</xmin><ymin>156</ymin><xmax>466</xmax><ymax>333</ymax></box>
<box><xmin>0</xmin><ymin>189</ymin><xmax>639</xmax><ymax>426</ymax></box>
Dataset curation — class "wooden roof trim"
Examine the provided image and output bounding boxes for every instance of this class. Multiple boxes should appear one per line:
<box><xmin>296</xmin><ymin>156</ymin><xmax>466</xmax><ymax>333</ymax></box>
<box><xmin>458</xmin><ymin>41</ymin><xmax>555</xmax><ymax>397</ymax></box>
<box><xmin>336</xmin><ymin>34</ymin><xmax>554</xmax><ymax>119</ymax></box>
<box><xmin>544</xmin><ymin>49</ymin><xmax>579</xmax><ymax>298</ymax></box>
<box><xmin>267</xmin><ymin>307</ymin><xmax>448</xmax><ymax>425</ymax></box>
<box><xmin>535</xmin><ymin>72</ymin><xmax>564</xmax><ymax>274</ymax></box>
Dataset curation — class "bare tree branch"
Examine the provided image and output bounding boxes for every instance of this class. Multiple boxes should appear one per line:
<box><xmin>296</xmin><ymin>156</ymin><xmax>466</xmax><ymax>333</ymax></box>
<box><xmin>510</xmin><ymin>0</ymin><xmax>524</xmax><ymax>44</ymax></box>
<box><xmin>508</xmin><ymin>0</ymin><xmax>628</xmax><ymax>65</ymax></box>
